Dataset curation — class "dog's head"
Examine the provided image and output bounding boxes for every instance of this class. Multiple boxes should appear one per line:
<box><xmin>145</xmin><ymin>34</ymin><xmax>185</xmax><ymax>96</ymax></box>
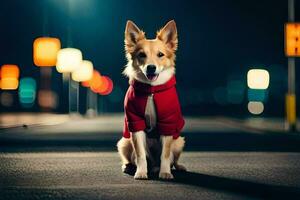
<box><xmin>123</xmin><ymin>20</ymin><xmax>178</xmax><ymax>85</ymax></box>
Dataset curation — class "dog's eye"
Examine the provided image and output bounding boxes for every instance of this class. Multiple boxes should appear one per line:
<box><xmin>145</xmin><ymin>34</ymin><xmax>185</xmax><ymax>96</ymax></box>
<box><xmin>157</xmin><ymin>52</ymin><xmax>164</xmax><ymax>58</ymax></box>
<box><xmin>138</xmin><ymin>52</ymin><xmax>146</xmax><ymax>59</ymax></box>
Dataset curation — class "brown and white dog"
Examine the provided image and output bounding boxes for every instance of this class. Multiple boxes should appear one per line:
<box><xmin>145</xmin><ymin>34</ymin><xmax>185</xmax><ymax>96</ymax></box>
<box><xmin>117</xmin><ymin>20</ymin><xmax>186</xmax><ymax>180</ymax></box>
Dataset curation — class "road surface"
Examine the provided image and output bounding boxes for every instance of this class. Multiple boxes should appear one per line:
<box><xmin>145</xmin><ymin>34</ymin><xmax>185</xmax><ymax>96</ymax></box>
<box><xmin>1</xmin><ymin>114</ymin><xmax>300</xmax><ymax>199</ymax></box>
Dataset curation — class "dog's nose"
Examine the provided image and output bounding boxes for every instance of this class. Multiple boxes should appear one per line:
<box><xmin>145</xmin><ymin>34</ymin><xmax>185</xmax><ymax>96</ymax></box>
<box><xmin>146</xmin><ymin>65</ymin><xmax>156</xmax><ymax>74</ymax></box>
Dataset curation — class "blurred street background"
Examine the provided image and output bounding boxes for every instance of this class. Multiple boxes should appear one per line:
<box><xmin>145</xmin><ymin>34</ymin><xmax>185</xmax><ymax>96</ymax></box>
<box><xmin>1</xmin><ymin>0</ymin><xmax>300</xmax><ymax>199</ymax></box>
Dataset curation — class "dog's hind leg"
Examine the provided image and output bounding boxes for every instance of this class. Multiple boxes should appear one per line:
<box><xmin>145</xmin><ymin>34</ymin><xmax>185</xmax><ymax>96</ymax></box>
<box><xmin>117</xmin><ymin>137</ymin><xmax>134</xmax><ymax>173</ymax></box>
<box><xmin>171</xmin><ymin>136</ymin><xmax>187</xmax><ymax>171</ymax></box>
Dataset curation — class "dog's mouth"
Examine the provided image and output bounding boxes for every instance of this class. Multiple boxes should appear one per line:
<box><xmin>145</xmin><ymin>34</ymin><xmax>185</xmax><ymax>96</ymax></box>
<box><xmin>146</xmin><ymin>73</ymin><xmax>159</xmax><ymax>81</ymax></box>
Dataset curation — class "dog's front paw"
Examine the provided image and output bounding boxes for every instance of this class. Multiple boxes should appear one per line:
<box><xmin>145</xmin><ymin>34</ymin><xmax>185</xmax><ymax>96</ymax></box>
<box><xmin>174</xmin><ymin>164</ymin><xmax>187</xmax><ymax>171</ymax></box>
<box><xmin>134</xmin><ymin>171</ymin><xmax>148</xmax><ymax>179</ymax></box>
<box><xmin>159</xmin><ymin>172</ymin><xmax>174</xmax><ymax>179</ymax></box>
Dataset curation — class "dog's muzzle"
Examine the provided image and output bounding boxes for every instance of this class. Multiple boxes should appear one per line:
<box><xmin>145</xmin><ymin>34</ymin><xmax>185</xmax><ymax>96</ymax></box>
<box><xmin>146</xmin><ymin>65</ymin><xmax>158</xmax><ymax>81</ymax></box>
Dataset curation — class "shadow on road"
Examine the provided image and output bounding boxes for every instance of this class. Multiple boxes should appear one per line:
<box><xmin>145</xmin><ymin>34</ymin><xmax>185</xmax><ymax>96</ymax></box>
<box><xmin>124</xmin><ymin>168</ymin><xmax>300</xmax><ymax>199</ymax></box>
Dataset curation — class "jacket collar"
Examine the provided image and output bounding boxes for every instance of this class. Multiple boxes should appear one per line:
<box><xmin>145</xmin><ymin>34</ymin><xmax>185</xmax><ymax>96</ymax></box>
<box><xmin>131</xmin><ymin>76</ymin><xmax>176</xmax><ymax>94</ymax></box>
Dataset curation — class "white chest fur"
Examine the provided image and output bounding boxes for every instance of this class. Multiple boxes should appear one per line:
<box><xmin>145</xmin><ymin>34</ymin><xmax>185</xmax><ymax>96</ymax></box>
<box><xmin>144</xmin><ymin>94</ymin><xmax>157</xmax><ymax>132</ymax></box>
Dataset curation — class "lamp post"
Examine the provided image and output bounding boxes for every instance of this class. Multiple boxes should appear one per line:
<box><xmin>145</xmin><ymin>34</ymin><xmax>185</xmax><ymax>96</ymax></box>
<box><xmin>56</xmin><ymin>48</ymin><xmax>83</xmax><ymax>114</ymax></box>
<box><xmin>71</xmin><ymin>60</ymin><xmax>93</xmax><ymax>113</ymax></box>
<box><xmin>246</xmin><ymin>69</ymin><xmax>270</xmax><ymax>116</ymax></box>
<box><xmin>285</xmin><ymin>0</ymin><xmax>298</xmax><ymax>132</ymax></box>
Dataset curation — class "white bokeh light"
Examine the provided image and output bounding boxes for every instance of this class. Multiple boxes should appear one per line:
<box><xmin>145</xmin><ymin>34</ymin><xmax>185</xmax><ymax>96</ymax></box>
<box><xmin>71</xmin><ymin>60</ymin><xmax>94</xmax><ymax>82</ymax></box>
<box><xmin>56</xmin><ymin>48</ymin><xmax>82</xmax><ymax>73</ymax></box>
<box><xmin>247</xmin><ymin>69</ymin><xmax>270</xmax><ymax>89</ymax></box>
<box><xmin>247</xmin><ymin>101</ymin><xmax>264</xmax><ymax>115</ymax></box>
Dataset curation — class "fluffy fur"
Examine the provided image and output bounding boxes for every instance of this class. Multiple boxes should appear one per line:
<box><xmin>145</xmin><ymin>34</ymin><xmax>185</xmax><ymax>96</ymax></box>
<box><xmin>117</xmin><ymin>20</ymin><xmax>186</xmax><ymax>180</ymax></box>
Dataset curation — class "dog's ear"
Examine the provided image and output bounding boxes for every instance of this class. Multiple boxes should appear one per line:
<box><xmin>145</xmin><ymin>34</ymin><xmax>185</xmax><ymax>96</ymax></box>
<box><xmin>157</xmin><ymin>20</ymin><xmax>178</xmax><ymax>51</ymax></box>
<box><xmin>125</xmin><ymin>20</ymin><xmax>145</xmax><ymax>52</ymax></box>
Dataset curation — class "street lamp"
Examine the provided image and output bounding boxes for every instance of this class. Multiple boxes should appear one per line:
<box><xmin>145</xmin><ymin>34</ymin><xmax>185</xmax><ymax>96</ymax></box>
<box><xmin>71</xmin><ymin>60</ymin><xmax>93</xmax><ymax>113</ymax></box>
<box><xmin>56</xmin><ymin>48</ymin><xmax>82</xmax><ymax>115</ymax></box>
<box><xmin>247</xmin><ymin>69</ymin><xmax>269</xmax><ymax>116</ymax></box>
<box><xmin>285</xmin><ymin>0</ymin><xmax>298</xmax><ymax>131</ymax></box>
<box><xmin>33</xmin><ymin>37</ymin><xmax>61</xmax><ymax>111</ymax></box>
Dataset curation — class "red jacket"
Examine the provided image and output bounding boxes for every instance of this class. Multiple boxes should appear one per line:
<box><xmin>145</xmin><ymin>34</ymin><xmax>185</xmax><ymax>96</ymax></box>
<box><xmin>123</xmin><ymin>76</ymin><xmax>185</xmax><ymax>139</ymax></box>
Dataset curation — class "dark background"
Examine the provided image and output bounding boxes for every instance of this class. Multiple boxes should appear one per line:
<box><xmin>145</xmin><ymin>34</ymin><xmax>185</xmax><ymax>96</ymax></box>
<box><xmin>0</xmin><ymin>0</ymin><xmax>299</xmax><ymax>117</ymax></box>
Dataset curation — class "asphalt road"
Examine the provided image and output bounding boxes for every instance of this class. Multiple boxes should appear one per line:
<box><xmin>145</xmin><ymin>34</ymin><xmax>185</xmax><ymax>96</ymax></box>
<box><xmin>1</xmin><ymin>115</ymin><xmax>300</xmax><ymax>152</ymax></box>
<box><xmin>1</xmin><ymin>115</ymin><xmax>300</xmax><ymax>199</ymax></box>
<box><xmin>1</xmin><ymin>152</ymin><xmax>300</xmax><ymax>200</ymax></box>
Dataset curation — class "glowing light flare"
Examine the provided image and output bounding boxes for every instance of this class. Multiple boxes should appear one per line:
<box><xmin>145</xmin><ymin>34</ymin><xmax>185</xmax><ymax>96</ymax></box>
<box><xmin>95</xmin><ymin>76</ymin><xmax>109</xmax><ymax>93</ymax></box>
<box><xmin>247</xmin><ymin>101</ymin><xmax>264</xmax><ymax>115</ymax></box>
<box><xmin>81</xmin><ymin>81</ymin><xmax>90</xmax><ymax>87</ymax></box>
<box><xmin>33</xmin><ymin>37</ymin><xmax>61</xmax><ymax>67</ymax></box>
<box><xmin>1</xmin><ymin>64</ymin><xmax>19</xmax><ymax>79</ymax></box>
<box><xmin>19</xmin><ymin>78</ymin><xmax>36</xmax><ymax>105</ymax></box>
<box><xmin>285</xmin><ymin>23</ymin><xmax>300</xmax><ymax>57</ymax></box>
<box><xmin>56</xmin><ymin>48</ymin><xmax>82</xmax><ymax>73</ymax></box>
<box><xmin>98</xmin><ymin>76</ymin><xmax>113</xmax><ymax>95</ymax></box>
<box><xmin>71</xmin><ymin>60</ymin><xmax>93</xmax><ymax>82</ymax></box>
<box><xmin>89</xmin><ymin>71</ymin><xmax>103</xmax><ymax>92</ymax></box>
<box><xmin>1</xmin><ymin>78</ymin><xmax>19</xmax><ymax>90</ymax></box>
<box><xmin>247</xmin><ymin>69</ymin><xmax>270</xmax><ymax>89</ymax></box>
<box><xmin>38</xmin><ymin>90</ymin><xmax>58</xmax><ymax>109</ymax></box>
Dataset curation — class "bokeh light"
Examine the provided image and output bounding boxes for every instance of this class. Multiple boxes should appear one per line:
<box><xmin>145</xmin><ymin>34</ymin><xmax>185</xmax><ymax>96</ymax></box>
<box><xmin>89</xmin><ymin>71</ymin><xmax>102</xmax><ymax>92</ymax></box>
<box><xmin>38</xmin><ymin>90</ymin><xmax>58</xmax><ymax>109</ymax></box>
<box><xmin>72</xmin><ymin>60</ymin><xmax>93</xmax><ymax>82</ymax></box>
<box><xmin>247</xmin><ymin>69</ymin><xmax>270</xmax><ymax>89</ymax></box>
<box><xmin>33</xmin><ymin>37</ymin><xmax>61</xmax><ymax>67</ymax></box>
<box><xmin>56</xmin><ymin>48</ymin><xmax>82</xmax><ymax>73</ymax></box>
<box><xmin>95</xmin><ymin>76</ymin><xmax>108</xmax><ymax>93</ymax></box>
<box><xmin>1</xmin><ymin>64</ymin><xmax>19</xmax><ymax>79</ymax></box>
<box><xmin>81</xmin><ymin>80</ymin><xmax>90</xmax><ymax>87</ymax></box>
<box><xmin>285</xmin><ymin>23</ymin><xmax>300</xmax><ymax>57</ymax></box>
<box><xmin>19</xmin><ymin>77</ymin><xmax>36</xmax><ymax>107</ymax></box>
<box><xmin>247</xmin><ymin>101</ymin><xmax>264</xmax><ymax>115</ymax></box>
<box><xmin>1</xmin><ymin>64</ymin><xmax>20</xmax><ymax>90</ymax></box>
<box><xmin>1</xmin><ymin>78</ymin><xmax>19</xmax><ymax>90</ymax></box>
<box><xmin>98</xmin><ymin>76</ymin><xmax>113</xmax><ymax>95</ymax></box>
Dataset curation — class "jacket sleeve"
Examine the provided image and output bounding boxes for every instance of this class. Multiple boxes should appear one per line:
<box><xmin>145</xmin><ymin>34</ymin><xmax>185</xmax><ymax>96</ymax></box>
<box><xmin>124</xmin><ymin>87</ymin><xmax>146</xmax><ymax>133</ymax></box>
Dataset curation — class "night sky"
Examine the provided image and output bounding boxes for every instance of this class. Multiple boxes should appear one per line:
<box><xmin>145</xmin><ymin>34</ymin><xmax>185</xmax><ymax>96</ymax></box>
<box><xmin>0</xmin><ymin>0</ymin><xmax>299</xmax><ymax>117</ymax></box>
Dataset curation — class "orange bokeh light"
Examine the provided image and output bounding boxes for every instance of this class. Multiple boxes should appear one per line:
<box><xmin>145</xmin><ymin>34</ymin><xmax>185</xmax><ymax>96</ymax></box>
<box><xmin>1</xmin><ymin>64</ymin><xmax>19</xmax><ymax>79</ymax></box>
<box><xmin>285</xmin><ymin>23</ymin><xmax>300</xmax><ymax>57</ymax></box>
<box><xmin>96</xmin><ymin>76</ymin><xmax>109</xmax><ymax>93</ymax></box>
<box><xmin>89</xmin><ymin>71</ymin><xmax>103</xmax><ymax>92</ymax></box>
<box><xmin>33</xmin><ymin>37</ymin><xmax>61</xmax><ymax>67</ymax></box>
<box><xmin>38</xmin><ymin>90</ymin><xmax>58</xmax><ymax>109</ymax></box>
<box><xmin>99</xmin><ymin>76</ymin><xmax>113</xmax><ymax>95</ymax></box>
<box><xmin>81</xmin><ymin>80</ymin><xmax>90</xmax><ymax>87</ymax></box>
<box><xmin>1</xmin><ymin>78</ymin><xmax>19</xmax><ymax>90</ymax></box>
<box><xmin>82</xmin><ymin>70</ymin><xmax>101</xmax><ymax>87</ymax></box>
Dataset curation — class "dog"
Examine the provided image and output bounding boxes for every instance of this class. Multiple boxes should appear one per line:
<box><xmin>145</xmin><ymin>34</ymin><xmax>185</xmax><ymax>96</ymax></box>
<box><xmin>117</xmin><ymin>20</ymin><xmax>186</xmax><ymax>180</ymax></box>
